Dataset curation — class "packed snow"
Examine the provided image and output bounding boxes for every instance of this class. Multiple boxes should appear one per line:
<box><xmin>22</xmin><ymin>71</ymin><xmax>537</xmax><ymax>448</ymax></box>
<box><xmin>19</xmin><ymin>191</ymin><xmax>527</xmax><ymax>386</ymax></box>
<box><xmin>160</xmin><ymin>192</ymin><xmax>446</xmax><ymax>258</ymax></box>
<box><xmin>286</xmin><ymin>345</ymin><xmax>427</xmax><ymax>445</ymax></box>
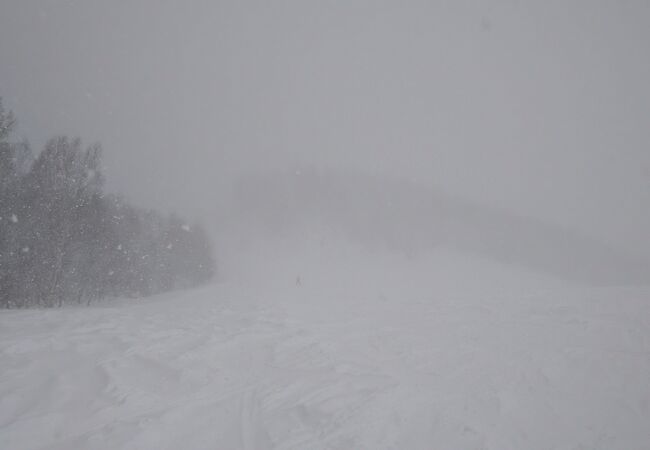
<box><xmin>2</xmin><ymin>239</ymin><xmax>650</xmax><ymax>450</ymax></box>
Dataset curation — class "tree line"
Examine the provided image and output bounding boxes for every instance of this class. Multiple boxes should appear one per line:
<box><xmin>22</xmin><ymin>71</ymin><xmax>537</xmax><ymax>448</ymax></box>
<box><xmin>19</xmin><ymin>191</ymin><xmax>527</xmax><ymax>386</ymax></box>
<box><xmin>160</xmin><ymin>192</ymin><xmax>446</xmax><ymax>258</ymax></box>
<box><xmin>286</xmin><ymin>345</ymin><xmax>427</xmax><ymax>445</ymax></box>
<box><xmin>0</xmin><ymin>98</ymin><xmax>214</xmax><ymax>308</ymax></box>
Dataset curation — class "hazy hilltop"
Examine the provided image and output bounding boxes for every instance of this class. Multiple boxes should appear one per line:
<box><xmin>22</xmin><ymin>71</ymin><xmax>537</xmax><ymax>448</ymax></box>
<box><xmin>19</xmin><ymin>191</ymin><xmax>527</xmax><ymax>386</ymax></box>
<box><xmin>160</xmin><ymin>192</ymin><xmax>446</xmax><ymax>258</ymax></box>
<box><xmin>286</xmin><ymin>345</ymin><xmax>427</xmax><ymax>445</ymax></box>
<box><xmin>222</xmin><ymin>168</ymin><xmax>649</xmax><ymax>286</ymax></box>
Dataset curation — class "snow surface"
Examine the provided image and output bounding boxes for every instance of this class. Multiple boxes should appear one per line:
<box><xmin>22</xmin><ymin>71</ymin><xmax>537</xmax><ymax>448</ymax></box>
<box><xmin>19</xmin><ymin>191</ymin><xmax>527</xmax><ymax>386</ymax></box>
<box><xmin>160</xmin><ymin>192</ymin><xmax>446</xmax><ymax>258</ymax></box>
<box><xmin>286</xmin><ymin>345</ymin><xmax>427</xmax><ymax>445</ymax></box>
<box><xmin>2</xmin><ymin>240</ymin><xmax>650</xmax><ymax>449</ymax></box>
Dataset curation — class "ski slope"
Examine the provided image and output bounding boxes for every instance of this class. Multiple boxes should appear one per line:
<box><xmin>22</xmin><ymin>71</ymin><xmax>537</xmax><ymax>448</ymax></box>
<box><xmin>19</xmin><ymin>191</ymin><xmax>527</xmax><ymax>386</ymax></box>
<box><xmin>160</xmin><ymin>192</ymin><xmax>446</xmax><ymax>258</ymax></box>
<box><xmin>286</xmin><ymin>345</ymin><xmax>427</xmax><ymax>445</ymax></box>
<box><xmin>2</xmin><ymin>243</ymin><xmax>650</xmax><ymax>449</ymax></box>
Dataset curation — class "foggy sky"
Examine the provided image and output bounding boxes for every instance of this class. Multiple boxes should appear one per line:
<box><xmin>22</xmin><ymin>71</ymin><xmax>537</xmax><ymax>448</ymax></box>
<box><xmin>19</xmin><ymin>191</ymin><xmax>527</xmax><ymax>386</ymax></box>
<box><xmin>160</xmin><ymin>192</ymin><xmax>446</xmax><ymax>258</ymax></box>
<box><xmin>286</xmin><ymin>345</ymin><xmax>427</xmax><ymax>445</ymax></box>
<box><xmin>1</xmin><ymin>0</ymin><xmax>649</xmax><ymax>256</ymax></box>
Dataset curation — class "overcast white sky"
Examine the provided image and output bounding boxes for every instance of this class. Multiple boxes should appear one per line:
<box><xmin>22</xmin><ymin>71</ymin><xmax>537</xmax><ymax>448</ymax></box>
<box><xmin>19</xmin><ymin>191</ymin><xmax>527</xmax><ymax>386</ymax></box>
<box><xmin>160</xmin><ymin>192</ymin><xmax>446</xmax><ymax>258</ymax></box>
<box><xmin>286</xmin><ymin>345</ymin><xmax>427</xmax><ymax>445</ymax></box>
<box><xmin>1</xmin><ymin>0</ymin><xmax>649</xmax><ymax>255</ymax></box>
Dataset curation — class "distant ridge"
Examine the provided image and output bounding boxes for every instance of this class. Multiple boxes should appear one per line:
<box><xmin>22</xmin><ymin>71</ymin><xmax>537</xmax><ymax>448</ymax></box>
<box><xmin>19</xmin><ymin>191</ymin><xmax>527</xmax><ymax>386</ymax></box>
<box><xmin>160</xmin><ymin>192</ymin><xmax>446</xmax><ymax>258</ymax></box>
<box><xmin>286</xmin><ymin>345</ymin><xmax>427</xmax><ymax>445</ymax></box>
<box><xmin>227</xmin><ymin>167</ymin><xmax>649</xmax><ymax>286</ymax></box>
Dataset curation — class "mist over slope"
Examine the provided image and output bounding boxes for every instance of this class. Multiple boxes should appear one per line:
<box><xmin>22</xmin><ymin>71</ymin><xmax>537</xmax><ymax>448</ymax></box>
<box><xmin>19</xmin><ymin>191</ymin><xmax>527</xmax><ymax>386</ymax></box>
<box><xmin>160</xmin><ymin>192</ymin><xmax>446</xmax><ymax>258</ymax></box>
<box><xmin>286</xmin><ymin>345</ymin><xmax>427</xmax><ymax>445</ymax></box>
<box><xmin>218</xmin><ymin>168</ymin><xmax>649</xmax><ymax>287</ymax></box>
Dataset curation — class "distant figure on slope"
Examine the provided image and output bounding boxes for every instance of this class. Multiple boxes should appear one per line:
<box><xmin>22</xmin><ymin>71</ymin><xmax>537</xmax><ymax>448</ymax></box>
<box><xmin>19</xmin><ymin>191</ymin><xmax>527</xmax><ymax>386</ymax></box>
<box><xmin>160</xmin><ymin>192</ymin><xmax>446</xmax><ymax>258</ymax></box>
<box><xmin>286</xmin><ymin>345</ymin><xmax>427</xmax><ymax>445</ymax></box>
<box><xmin>296</xmin><ymin>275</ymin><xmax>302</xmax><ymax>287</ymax></box>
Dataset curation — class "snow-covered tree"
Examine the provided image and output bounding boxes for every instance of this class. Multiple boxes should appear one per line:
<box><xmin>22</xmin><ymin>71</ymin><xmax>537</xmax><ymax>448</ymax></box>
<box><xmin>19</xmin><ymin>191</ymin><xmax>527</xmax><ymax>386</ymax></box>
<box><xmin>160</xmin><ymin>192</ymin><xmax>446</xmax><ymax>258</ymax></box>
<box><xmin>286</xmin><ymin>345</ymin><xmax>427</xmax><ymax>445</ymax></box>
<box><xmin>0</xmin><ymin>98</ymin><xmax>215</xmax><ymax>308</ymax></box>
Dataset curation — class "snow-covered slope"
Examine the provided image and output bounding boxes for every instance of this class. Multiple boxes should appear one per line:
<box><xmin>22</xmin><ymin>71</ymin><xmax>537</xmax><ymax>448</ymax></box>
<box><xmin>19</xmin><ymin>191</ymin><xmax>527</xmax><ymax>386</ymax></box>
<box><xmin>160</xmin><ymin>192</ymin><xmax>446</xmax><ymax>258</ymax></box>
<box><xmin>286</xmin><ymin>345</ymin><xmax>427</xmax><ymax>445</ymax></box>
<box><xmin>2</xmin><ymin>240</ymin><xmax>650</xmax><ymax>449</ymax></box>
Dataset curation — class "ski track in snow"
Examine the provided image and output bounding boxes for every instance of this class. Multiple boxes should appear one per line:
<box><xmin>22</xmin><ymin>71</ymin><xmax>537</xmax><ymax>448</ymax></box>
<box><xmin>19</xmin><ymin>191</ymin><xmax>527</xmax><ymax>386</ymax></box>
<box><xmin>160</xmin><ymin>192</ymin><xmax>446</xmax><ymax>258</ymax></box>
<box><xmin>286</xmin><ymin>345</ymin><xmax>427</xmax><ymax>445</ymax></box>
<box><xmin>1</xmin><ymin>284</ymin><xmax>650</xmax><ymax>449</ymax></box>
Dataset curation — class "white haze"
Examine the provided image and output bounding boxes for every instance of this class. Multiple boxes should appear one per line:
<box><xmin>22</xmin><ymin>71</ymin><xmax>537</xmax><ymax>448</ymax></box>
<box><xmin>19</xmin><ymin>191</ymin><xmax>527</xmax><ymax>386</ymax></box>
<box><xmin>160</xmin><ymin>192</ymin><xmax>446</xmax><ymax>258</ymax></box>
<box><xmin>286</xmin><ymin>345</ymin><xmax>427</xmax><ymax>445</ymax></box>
<box><xmin>1</xmin><ymin>0</ymin><xmax>650</xmax><ymax>259</ymax></box>
<box><xmin>3</xmin><ymin>3</ymin><xmax>650</xmax><ymax>449</ymax></box>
